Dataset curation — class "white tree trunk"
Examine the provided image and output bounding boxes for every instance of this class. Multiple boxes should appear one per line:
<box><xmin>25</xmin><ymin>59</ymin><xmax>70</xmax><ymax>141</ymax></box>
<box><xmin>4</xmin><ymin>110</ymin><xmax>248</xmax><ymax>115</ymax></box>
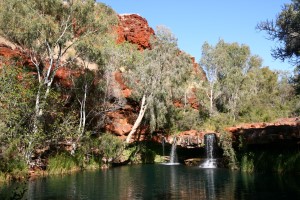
<box><xmin>71</xmin><ymin>83</ymin><xmax>88</xmax><ymax>155</ymax></box>
<box><xmin>126</xmin><ymin>94</ymin><xmax>148</xmax><ymax>143</ymax></box>
<box><xmin>210</xmin><ymin>88</ymin><xmax>213</xmax><ymax>115</ymax></box>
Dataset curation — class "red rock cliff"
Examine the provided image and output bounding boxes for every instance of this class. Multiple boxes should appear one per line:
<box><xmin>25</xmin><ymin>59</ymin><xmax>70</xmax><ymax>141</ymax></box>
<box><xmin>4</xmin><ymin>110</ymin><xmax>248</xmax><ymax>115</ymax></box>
<box><xmin>116</xmin><ymin>14</ymin><xmax>155</xmax><ymax>50</ymax></box>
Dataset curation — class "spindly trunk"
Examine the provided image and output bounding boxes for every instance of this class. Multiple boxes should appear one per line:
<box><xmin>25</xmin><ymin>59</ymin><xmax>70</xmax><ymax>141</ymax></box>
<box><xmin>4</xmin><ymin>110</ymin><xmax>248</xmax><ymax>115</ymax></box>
<box><xmin>71</xmin><ymin>83</ymin><xmax>88</xmax><ymax>155</ymax></box>
<box><xmin>126</xmin><ymin>94</ymin><xmax>148</xmax><ymax>143</ymax></box>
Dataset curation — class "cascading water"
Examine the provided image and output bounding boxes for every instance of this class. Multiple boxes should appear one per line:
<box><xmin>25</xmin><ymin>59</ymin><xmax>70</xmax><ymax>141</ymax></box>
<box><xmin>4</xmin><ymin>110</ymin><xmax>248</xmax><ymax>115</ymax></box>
<box><xmin>169</xmin><ymin>138</ymin><xmax>178</xmax><ymax>164</ymax></box>
<box><xmin>199</xmin><ymin>133</ymin><xmax>217</xmax><ymax>168</ymax></box>
<box><xmin>161</xmin><ymin>136</ymin><xmax>180</xmax><ymax>165</ymax></box>
<box><xmin>161</xmin><ymin>136</ymin><xmax>165</xmax><ymax>157</ymax></box>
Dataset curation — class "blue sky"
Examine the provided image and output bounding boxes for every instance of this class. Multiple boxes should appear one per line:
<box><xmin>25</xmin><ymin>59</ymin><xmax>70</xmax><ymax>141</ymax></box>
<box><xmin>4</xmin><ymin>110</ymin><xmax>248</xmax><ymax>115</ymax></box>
<box><xmin>98</xmin><ymin>0</ymin><xmax>294</xmax><ymax>72</ymax></box>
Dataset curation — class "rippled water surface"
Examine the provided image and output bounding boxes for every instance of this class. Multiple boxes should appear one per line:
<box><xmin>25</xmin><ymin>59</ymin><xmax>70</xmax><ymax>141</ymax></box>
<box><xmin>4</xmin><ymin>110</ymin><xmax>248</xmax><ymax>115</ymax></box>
<box><xmin>1</xmin><ymin>164</ymin><xmax>299</xmax><ymax>199</ymax></box>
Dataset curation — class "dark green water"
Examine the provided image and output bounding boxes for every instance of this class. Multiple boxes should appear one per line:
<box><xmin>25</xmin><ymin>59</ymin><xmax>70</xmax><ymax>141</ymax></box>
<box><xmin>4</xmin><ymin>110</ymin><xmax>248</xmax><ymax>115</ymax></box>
<box><xmin>1</xmin><ymin>164</ymin><xmax>300</xmax><ymax>199</ymax></box>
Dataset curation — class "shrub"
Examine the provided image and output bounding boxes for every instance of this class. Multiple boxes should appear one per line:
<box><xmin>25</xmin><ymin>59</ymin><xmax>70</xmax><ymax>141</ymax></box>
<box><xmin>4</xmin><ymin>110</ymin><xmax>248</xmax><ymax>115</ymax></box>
<box><xmin>99</xmin><ymin>133</ymin><xmax>124</xmax><ymax>164</ymax></box>
<box><xmin>218</xmin><ymin>132</ymin><xmax>238</xmax><ymax>170</ymax></box>
<box><xmin>47</xmin><ymin>153</ymin><xmax>79</xmax><ymax>175</ymax></box>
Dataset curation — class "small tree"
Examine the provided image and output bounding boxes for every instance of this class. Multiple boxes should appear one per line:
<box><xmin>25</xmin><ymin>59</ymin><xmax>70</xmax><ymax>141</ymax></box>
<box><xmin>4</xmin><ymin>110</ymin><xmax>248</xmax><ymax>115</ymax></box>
<box><xmin>200</xmin><ymin>41</ymin><xmax>223</xmax><ymax>116</ymax></box>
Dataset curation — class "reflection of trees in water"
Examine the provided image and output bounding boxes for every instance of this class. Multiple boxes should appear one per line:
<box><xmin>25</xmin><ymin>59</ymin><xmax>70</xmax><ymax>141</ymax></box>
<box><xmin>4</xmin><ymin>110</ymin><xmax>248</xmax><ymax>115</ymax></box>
<box><xmin>154</xmin><ymin>168</ymin><xmax>241</xmax><ymax>199</ymax></box>
<box><xmin>0</xmin><ymin>181</ymin><xmax>27</xmax><ymax>200</ymax></box>
<box><xmin>6</xmin><ymin>166</ymin><xmax>300</xmax><ymax>199</ymax></box>
<box><xmin>154</xmin><ymin>167</ymin><xmax>218</xmax><ymax>199</ymax></box>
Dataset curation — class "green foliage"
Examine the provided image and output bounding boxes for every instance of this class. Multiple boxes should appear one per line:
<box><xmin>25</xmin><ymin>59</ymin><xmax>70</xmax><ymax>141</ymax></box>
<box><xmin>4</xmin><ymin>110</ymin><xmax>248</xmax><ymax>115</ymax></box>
<box><xmin>139</xmin><ymin>144</ymin><xmax>156</xmax><ymax>164</ymax></box>
<box><xmin>257</xmin><ymin>0</ymin><xmax>300</xmax><ymax>94</ymax></box>
<box><xmin>293</xmin><ymin>65</ymin><xmax>300</xmax><ymax>95</ymax></box>
<box><xmin>201</xmin><ymin>39</ymin><xmax>262</xmax><ymax>120</ymax></box>
<box><xmin>73</xmin><ymin>134</ymin><xmax>103</xmax><ymax>169</ymax></box>
<box><xmin>200</xmin><ymin>39</ymin><xmax>297</xmax><ymax>124</ymax></box>
<box><xmin>0</xmin><ymin>138</ymin><xmax>28</xmax><ymax>181</ymax></box>
<box><xmin>0</xmin><ymin>65</ymin><xmax>35</xmax><ymax>172</ymax></box>
<box><xmin>0</xmin><ymin>65</ymin><xmax>35</xmax><ymax>136</ymax></box>
<box><xmin>238</xmin><ymin>151</ymin><xmax>300</xmax><ymax>174</ymax></box>
<box><xmin>218</xmin><ymin>132</ymin><xmax>238</xmax><ymax>170</ymax></box>
<box><xmin>170</xmin><ymin>107</ymin><xmax>203</xmax><ymax>131</ymax></box>
<box><xmin>0</xmin><ymin>0</ymin><xmax>298</xmax><ymax>177</ymax></box>
<box><xmin>99</xmin><ymin>133</ymin><xmax>124</xmax><ymax>163</ymax></box>
<box><xmin>124</xmin><ymin>26</ymin><xmax>194</xmax><ymax>132</ymax></box>
<box><xmin>0</xmin><ymin>0</ymin><xmax>117</xmax><ymax>49</ymax></box>
<box><xmin>202</xmin><ymin>113</ymin><xmax>235</xmax><ymax>132</ymax></box>
<box><xmin>124</xmin><ymin>143</ymin><xmax>157</xmax><ymax>164</ymax></box>
<box><xmin>0</xmin><ymin>181</ymin><xmax>28</xmax><ymax>200</ymax></box>
<box><xmin>154</xmin><ymin>155</ymin><xmax>165</xmax><ymax>163</ymax></box>
<box><xmin>257</xmin><ymin>0</ymin><xmax>300</xmax><ymax>63</ymax></box>
<box><xmin>240</xmin><ymin>152</ymin><xmax>255</xmax><ymax>172</ymax></box>
<box><xmin>0</xmin><ymin>0</ymin><xmax>124</xmax><ymax>175</ymax></box>
<box><xmin>47</xmin><ymin>153</ymin><xmax>79</xmax><ymax>175</ymax></box>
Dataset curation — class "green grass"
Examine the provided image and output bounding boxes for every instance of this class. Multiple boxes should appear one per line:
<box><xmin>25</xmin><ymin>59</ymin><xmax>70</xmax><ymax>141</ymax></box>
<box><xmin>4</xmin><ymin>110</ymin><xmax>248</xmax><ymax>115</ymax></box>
<box><xmin>47</xmin><ymin>153</ymin><xmax>80</xmax><ymax>175</ymax></box>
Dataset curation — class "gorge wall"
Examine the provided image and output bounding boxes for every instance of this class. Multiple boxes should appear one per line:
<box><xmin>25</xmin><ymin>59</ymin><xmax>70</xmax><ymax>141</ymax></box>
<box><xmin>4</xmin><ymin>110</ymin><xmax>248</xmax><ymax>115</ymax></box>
<box><xmin>1</xmin><ymin>11</ymin><xmax>298</xmax><ymax>149</ymax></box>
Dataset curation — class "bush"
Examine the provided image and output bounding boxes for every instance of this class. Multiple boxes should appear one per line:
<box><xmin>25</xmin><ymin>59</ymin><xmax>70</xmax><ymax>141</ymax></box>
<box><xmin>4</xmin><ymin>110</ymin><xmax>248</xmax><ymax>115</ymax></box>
<box><xmin>218</xmin><ymin>132</ymin><xmax>238</xmax><ymax>170</ymax></box>
<box><xmin>99</xmin><ymin>133</ymin><xmax>124</xmax><ymax>164</ymax></box>
<box><xmin>240</xmin><ymin>152</ymin><xmax>254</xmax><ymax>172</ymax></box>
<box><xmin>0</xmin><ymin>138</ymin><xmax>28</xmax><ymax>180</ymax></box>
<box><xmin>238</xmin><ymin>151</ymin><xmax>300</xmax><ymax>174</ymax></box>
<box><xmin>47</xmin><ymin>153</ymin><xmax>79</xmax><ymax>175</ymax></box>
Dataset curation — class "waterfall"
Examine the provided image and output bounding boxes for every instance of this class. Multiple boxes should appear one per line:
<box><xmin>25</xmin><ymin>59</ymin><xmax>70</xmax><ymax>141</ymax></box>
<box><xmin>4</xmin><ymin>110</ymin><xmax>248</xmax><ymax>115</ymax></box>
<box><xmin>162</xmin><ymin>136</ymin><xmax>165</xmax><ymax>157</ymax></box>
<box><xmin>200</xmin><ymin>133</ymin><xmax>217</xmax><ymax>168</ymax></box>
<box><xmin>169</xmin><ymin>138</ymin><xmax>178</xmax><ymax>164</ymax></box>
<box><xmin>160</xmin><ymin>137</ymin><xmax>180</xmax><ymax>165</ymax></box>
<box><xmin>160</xmin><ymin>136</ymin><xmax>180</xmax><ymax>165</ymax></box>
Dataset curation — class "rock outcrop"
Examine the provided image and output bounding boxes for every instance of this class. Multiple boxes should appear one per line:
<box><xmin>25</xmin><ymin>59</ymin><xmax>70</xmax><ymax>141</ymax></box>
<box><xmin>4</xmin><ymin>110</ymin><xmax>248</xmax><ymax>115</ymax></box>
<box><xmin>0</xmin><ymin>41</ymin><xmax>81</xmax><ymax>88</ymax></box>
<box><xmin>116</xmin><ymin>14</ymin><xmax>155</xmax><ymax>50</ymax></box>
<box><xmin>151</xmin><ymin>130</ymin><xmax>219</xmax><ymax>148</ymax></box>
<box><xmin>0</xmin><ymin>43</ymin><xmax>34</xmax><ymax>69</ymax></box>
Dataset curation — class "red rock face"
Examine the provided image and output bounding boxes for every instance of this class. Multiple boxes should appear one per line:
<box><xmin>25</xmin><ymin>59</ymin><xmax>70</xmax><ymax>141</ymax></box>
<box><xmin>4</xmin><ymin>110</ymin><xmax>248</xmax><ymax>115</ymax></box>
<box><xmin>116</xmin><ymin>14</ymin><xmax>155</xmax><ymax>50</ymax></box>
<box><xmin>114</xmin><ymin>71</ymin><xmax>132</xmax><ymax>98</ymax></box>
<box><xmin>0</xmin><ymin>43</ymin><xmax>81</xmax><ymax>88</ymax></box>
<box><xmin>105</xmin><ymin>109</ymin><xmax>133</xmax><ymax>137</ymax></box>
<box><xmin>0</xmin><ymin>44</ymin><xmax>34</xmax><ymax>69</ymax></box>
<box><xmin>54</xmin><ymin>67</ymin><xmax>81</xmax><ymax>88</ymax></box>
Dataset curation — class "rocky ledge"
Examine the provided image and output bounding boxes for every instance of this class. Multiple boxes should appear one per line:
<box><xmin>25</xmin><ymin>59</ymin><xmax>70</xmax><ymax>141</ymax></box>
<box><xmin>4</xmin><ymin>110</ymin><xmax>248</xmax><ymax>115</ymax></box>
<box><xmin>151</xmin><ymin>130</ymin><xmax>218</xmax><ymax>148</ymax></box>
<box><xmin>226</xmin><ymin>117</ymin><xmax>300</xmax><ymax>146</ymax></box>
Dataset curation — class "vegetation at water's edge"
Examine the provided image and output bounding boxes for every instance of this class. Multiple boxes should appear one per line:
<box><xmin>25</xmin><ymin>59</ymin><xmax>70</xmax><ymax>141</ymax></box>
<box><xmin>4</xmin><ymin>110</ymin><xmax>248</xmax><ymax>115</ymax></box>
<box><xmin>239</xmin><ymin>151</ymin><xmax>300</xmax><ymax>174</ymax></box>
<box><xmin>0</xmin><ymin>0</ymin><xmax>300</xmax><ymax>181</ymax></box>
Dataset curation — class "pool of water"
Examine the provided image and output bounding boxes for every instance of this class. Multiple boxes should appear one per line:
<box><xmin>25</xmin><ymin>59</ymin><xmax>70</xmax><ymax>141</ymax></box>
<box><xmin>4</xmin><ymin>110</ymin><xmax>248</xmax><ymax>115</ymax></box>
<box><xmin>1</xmin><ymin>164</ymin><xmax>299</xmax><ymax>199</ymax></box>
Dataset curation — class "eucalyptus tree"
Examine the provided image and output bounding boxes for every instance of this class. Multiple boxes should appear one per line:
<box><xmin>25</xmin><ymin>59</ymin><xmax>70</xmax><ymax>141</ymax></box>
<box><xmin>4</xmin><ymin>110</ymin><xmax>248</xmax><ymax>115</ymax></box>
<box><xmin>70</xmin><ymin>34</ymin><xmax>133</xmax><ymax>153</ymax></box>
<box><xmin>124</xmin><ymin>26</ymin><xmax>193</xmax><ymax>143</ymax></box>
<box><xmin>0</xmin><ymin>0</ymin><xmax>118</xmax><ymax>162</ymax></box>
<box><xmin>200</xmin><ymin>40</ymin><xmax>263</xmax><ymax>121</ymax></box>
<box><xmin>200</xmin><ymin>41</ymin><xmax>224</xmax><ymax>116</ymax></box>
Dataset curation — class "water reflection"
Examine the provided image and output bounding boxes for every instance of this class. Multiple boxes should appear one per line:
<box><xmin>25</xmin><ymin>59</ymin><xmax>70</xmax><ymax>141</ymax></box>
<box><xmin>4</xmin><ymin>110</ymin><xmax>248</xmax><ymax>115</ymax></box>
<box><xmin>204</xmin><ymin>169</ymin><xmax>216</xmax><ymax>199</ymax></box>
<box><xmin>0</xmin><ymin>165</ymin><xmax>299</xmax><ymax>199</ymax></box>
